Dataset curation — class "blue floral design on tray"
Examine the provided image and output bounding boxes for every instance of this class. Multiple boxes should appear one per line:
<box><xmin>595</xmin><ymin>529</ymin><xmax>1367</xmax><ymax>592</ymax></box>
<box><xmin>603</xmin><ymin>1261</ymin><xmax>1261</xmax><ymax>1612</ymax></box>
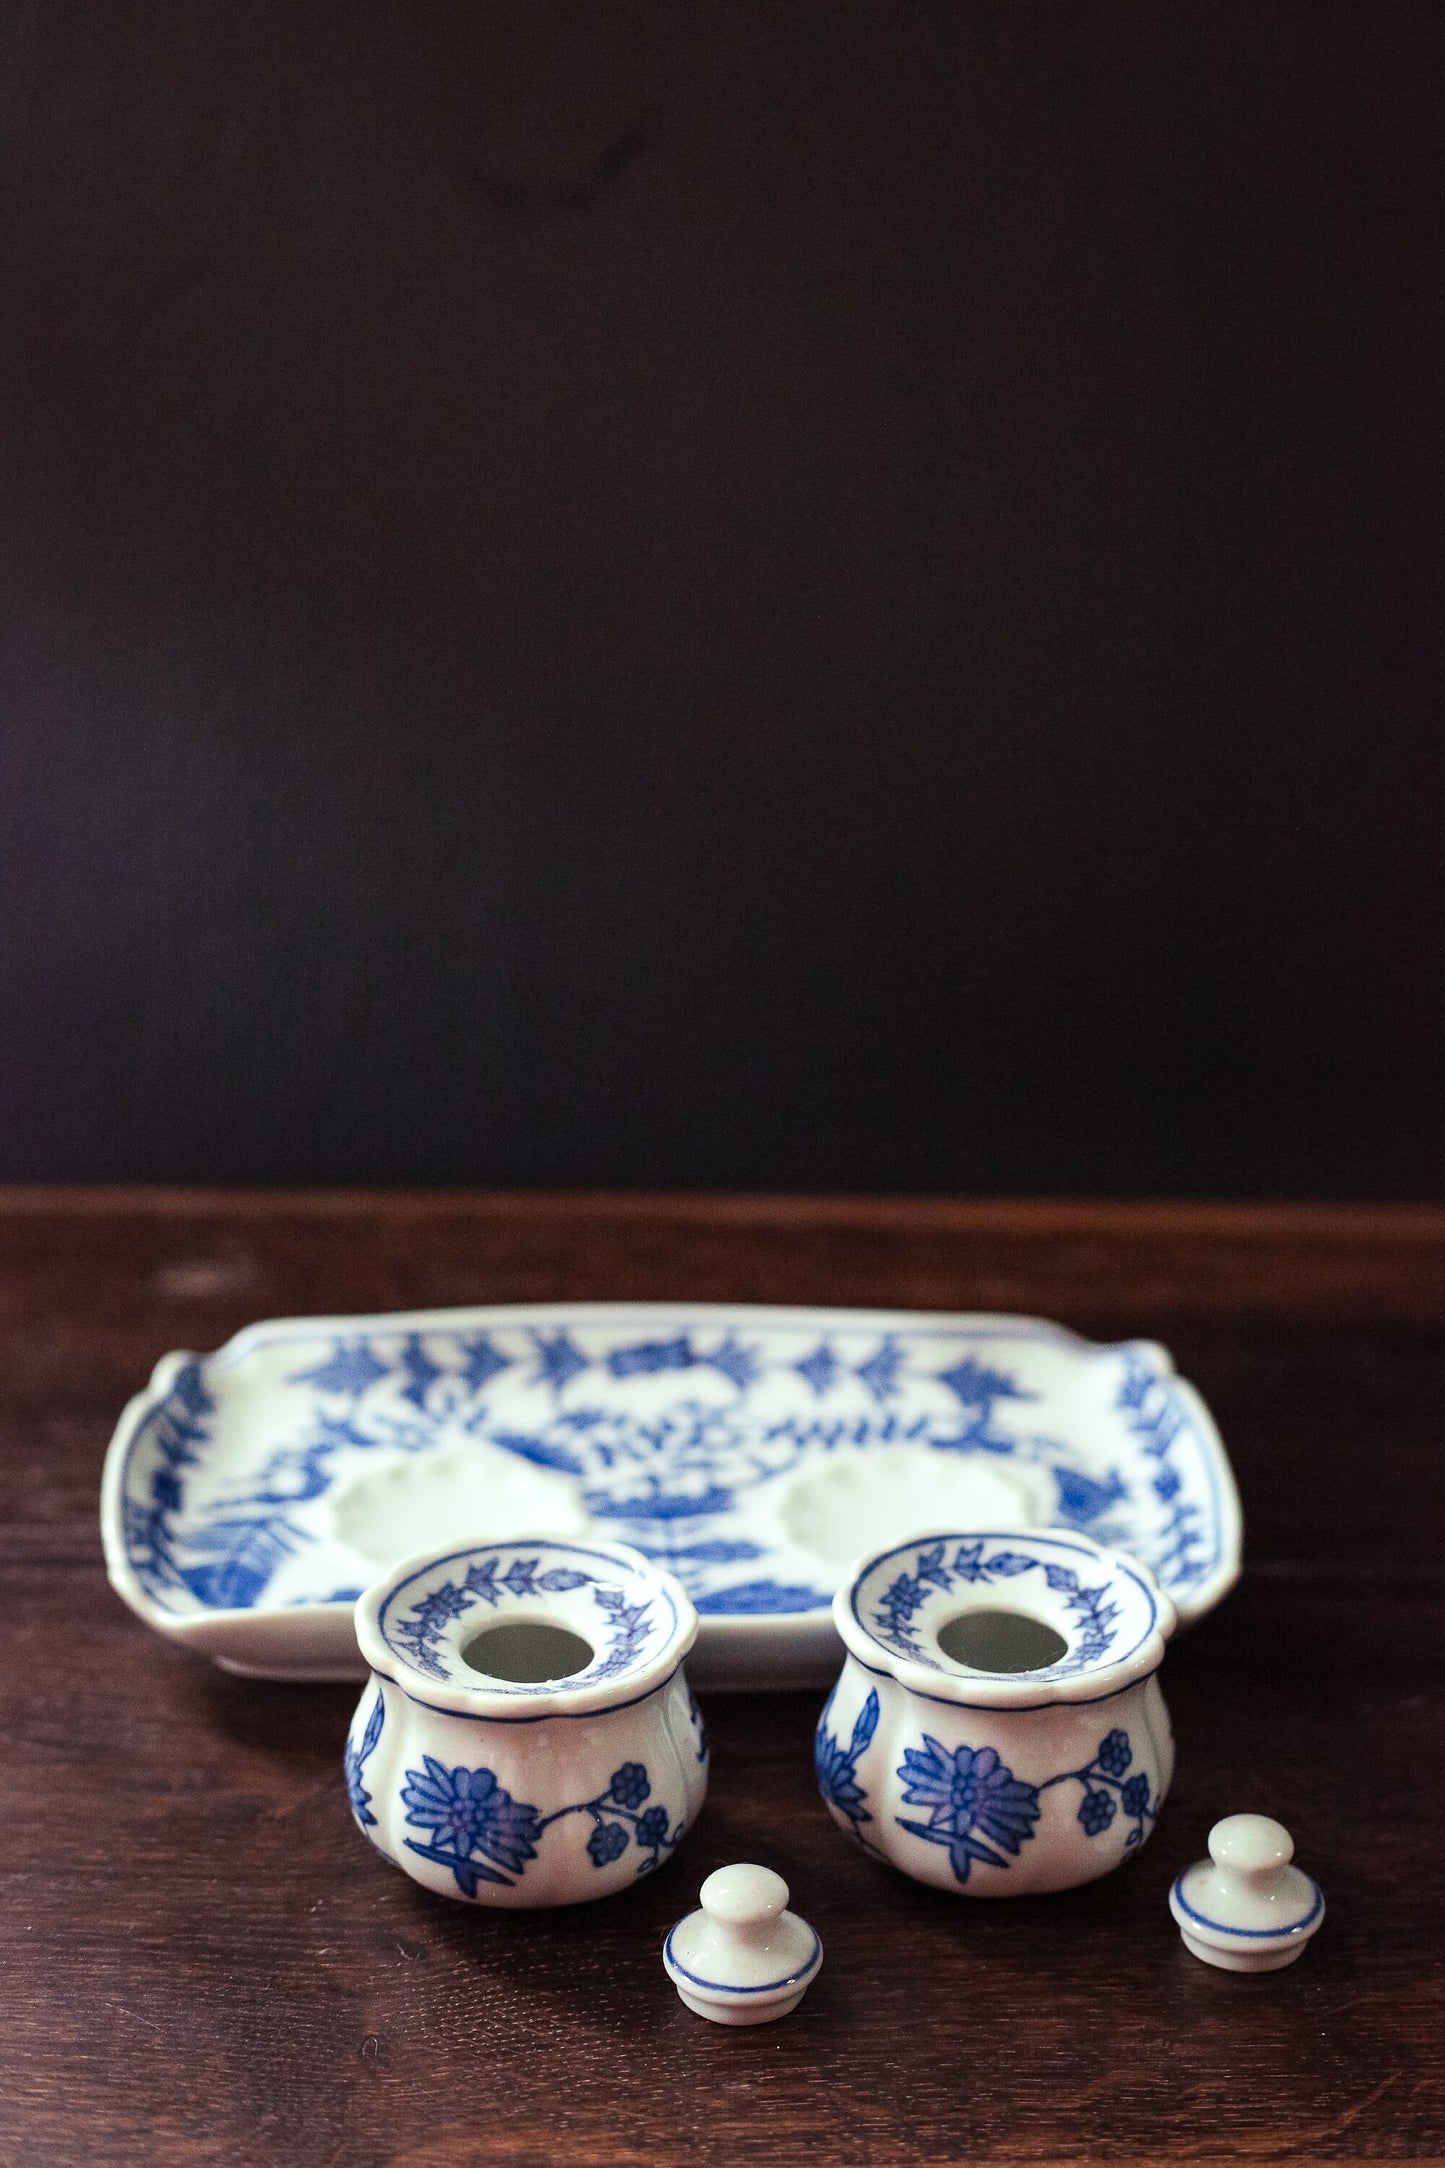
<box><xmin>1115</xmin><ymin>1349</ymin><xmax>1211</xmax><ymax>1588</ymax></box>
<box><xmin>869</xmin><ymin>1538</ymin><xmax>1122</xmax><ymax>1679</ymax></box>
<box><xmin>400</xmin><ymin>1755</ymin><xmax>686</xmax><ymax>1897</ymax></box>
<box><xmin>121</xmin><ymin>1360</ymin><xmax>323</xmax><ymax>1611</ymax></box>
<box><xmin>816</xmin><ymin>1716</ymin><xmax>1158</xmax><ymax>1881</ymax></box>
<box><xmin>117</xmin><ymin>1314</ymin><xmax>1230</xmax><ymax>1629</ymax></box>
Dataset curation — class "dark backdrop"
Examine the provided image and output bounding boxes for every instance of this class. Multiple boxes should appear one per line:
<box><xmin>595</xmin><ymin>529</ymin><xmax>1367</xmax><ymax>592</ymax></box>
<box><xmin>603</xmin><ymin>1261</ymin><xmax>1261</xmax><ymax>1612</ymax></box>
<box><xmin>1</xmin><ymin>3</ymin><xmax>1440</xmax><ymax>1195</ymax></box>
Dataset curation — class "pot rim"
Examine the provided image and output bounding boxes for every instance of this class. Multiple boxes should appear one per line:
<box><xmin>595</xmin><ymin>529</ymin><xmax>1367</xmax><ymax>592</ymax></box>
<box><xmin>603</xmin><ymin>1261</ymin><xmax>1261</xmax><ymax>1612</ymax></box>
<box><xmin>832</xmin><ymin>1526</ymin><xmax>1177</xmax><ymax>1708</ymax></box>
<box><xmin>356</xmin><ymin>1534</ymin><xmax>699</xmax><ymax>1718</ymax></box>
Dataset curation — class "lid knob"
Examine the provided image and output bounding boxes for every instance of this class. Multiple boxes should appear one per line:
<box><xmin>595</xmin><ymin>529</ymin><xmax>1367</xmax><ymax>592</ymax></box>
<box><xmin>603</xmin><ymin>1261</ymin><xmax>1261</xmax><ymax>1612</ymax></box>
<box><xmin>1209</xmin><ymin>1813</ymin><xmax>1294</xmax><ymax>1888</ymax></box>
<box><xmin>699</xmin><ymin>1863</ymin><xmax>790</xmax><ymax>1930</ymax></box>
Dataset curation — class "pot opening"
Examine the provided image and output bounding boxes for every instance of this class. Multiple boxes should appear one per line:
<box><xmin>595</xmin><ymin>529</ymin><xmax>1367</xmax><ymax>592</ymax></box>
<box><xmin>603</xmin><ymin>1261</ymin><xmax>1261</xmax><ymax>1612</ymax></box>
<box><xmin>461</xmin><ymin>1621</ymin><xmax>595</xmax><ymax>1683</ymax></box>
<box><xmin>935</xmin><ymin>1607</ymin><xmax>1068</xmax><ymax>1673</ymax></box>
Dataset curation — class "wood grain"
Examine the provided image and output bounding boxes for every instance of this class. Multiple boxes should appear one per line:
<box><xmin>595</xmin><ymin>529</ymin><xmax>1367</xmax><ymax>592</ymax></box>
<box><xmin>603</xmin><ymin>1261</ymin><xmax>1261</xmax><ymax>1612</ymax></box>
<box><xmin>0</xmin><ymin>1193</ymin><xmax>1441</xmax><ymax>2166</ymax></box>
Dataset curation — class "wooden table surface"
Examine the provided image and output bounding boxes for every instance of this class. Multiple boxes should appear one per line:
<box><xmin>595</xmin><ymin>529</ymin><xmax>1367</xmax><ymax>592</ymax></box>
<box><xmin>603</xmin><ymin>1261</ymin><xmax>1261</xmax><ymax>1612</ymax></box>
<box><xmin>1</xmin><ymin>1191</ymin><xmax>1441</xmax><ymax>2168</ymax></box>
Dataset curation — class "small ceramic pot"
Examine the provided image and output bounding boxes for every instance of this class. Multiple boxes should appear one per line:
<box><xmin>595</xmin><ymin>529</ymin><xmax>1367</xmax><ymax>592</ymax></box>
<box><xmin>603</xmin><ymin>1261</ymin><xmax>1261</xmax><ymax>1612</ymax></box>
<box><xmin>816</xmin><ymin>1528</ymin><xmax>1176</xmax><ymax>1895</ymax></box>
<box><xmin>346</xmin><ymin>1536</ymin><xmax>709</xmax><ymax>1906</ymax></box>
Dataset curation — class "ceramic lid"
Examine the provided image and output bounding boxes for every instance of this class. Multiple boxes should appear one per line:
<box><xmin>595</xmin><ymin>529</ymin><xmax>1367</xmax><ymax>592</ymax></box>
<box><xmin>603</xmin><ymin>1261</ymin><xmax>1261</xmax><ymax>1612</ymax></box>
<box><xmin>1170</xmin><ymin>1815</ymin><xmax>1325</xmax><ymax>1951</ymax></box>
<box><xmin>664</xmin><ymin>1865</ymin><xmax>823</xmax><ymax>2008</ymax></box>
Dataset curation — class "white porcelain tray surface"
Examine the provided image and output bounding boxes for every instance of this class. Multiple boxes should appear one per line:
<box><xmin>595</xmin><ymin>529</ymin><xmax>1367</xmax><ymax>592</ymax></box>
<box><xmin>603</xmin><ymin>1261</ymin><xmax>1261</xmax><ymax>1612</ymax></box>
<box><xmin>102</xmin><ymin>1303</ymin><xmax>1241</xmax><ymax>1687</ymax></box>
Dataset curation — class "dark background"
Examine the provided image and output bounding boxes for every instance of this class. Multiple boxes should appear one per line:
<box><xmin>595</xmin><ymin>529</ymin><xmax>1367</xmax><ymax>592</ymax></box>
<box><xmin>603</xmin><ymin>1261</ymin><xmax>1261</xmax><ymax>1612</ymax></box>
<box><xmin>1</xmin><ymin>2</ymin><xmax>1440</xmax><ymax>1197</ymax></box>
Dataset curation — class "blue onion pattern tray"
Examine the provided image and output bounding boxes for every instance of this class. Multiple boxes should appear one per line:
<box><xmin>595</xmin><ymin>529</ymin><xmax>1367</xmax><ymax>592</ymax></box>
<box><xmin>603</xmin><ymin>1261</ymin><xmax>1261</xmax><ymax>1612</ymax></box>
<box><xmin>101</xmin><ymin>1303</ymin><xmax>1241</xmax><ymax>1687</ymax></box>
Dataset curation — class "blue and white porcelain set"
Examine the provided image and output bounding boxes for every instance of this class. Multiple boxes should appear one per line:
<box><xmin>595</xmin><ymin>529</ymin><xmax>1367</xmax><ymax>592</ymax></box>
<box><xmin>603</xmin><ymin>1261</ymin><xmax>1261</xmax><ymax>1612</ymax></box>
<box><xmin>100</xmin><ymin>1302</ymin><xmax>1322</xmax><ymax>1966</ymax></box>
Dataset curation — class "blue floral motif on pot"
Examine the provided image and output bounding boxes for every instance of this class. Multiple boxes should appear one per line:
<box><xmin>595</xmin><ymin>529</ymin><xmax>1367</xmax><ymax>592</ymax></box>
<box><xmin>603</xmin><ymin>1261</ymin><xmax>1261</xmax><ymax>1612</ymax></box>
<box><xmin>1097</xmin><ymin>1728</ymin><xmax>1132</xmax><ymax>1778</ymax></box>
<box><xmin>401</xmin><ymin>1757</ymin><xmax>544</xmax><ymax>1894</ymax></box>
<box><xmin>587</xmin><ymin>1823</ymin><xmax>629</xmax><ymax>1868</ymax></box>
<box><xmin>1077</xmin><ymin>1789</ymin><xmax>1117</xmax><ymax>1837</ymax></box>
<box><xmin>635</xmin><ymin>1805</ymin><xmax>671</xmax><ymax>1850</ymax></box>
<box><xmin>397</xmin><ymin>1747</ymin><xmax>691</xmax><ymax>1897</ymax></box>
<box><xmin>896</xmin><ymin>1739</ymin><xmax>1042</xmax><ymax>1884</ymax></box>
<box><xmin>345</xmin><ymin>1691</ymin><xmax>384</xmax><ymax>1829</ymax></box>
<box><xmin>608</xmin><ymin>1763</ymin><xmax>650</xmax><ymax>1811</ymax></box>
<box><xmin>814</xmin><ymin>1685</ymin><xmax>880</xmax><ymax>1838</ymax></box>
<box><xmin>1121</xmin><ymin>1773</ymin><xmax>1151</xmax><ymax>1820</ymax></box>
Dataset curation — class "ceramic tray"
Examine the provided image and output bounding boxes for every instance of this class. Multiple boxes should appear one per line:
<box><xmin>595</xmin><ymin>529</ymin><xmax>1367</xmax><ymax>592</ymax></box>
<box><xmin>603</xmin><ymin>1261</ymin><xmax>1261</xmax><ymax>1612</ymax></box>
<box><xmin>101</xmin><ymin>1302</ymin><xmax>1241</xmax><ymax>1688</ymax></box>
